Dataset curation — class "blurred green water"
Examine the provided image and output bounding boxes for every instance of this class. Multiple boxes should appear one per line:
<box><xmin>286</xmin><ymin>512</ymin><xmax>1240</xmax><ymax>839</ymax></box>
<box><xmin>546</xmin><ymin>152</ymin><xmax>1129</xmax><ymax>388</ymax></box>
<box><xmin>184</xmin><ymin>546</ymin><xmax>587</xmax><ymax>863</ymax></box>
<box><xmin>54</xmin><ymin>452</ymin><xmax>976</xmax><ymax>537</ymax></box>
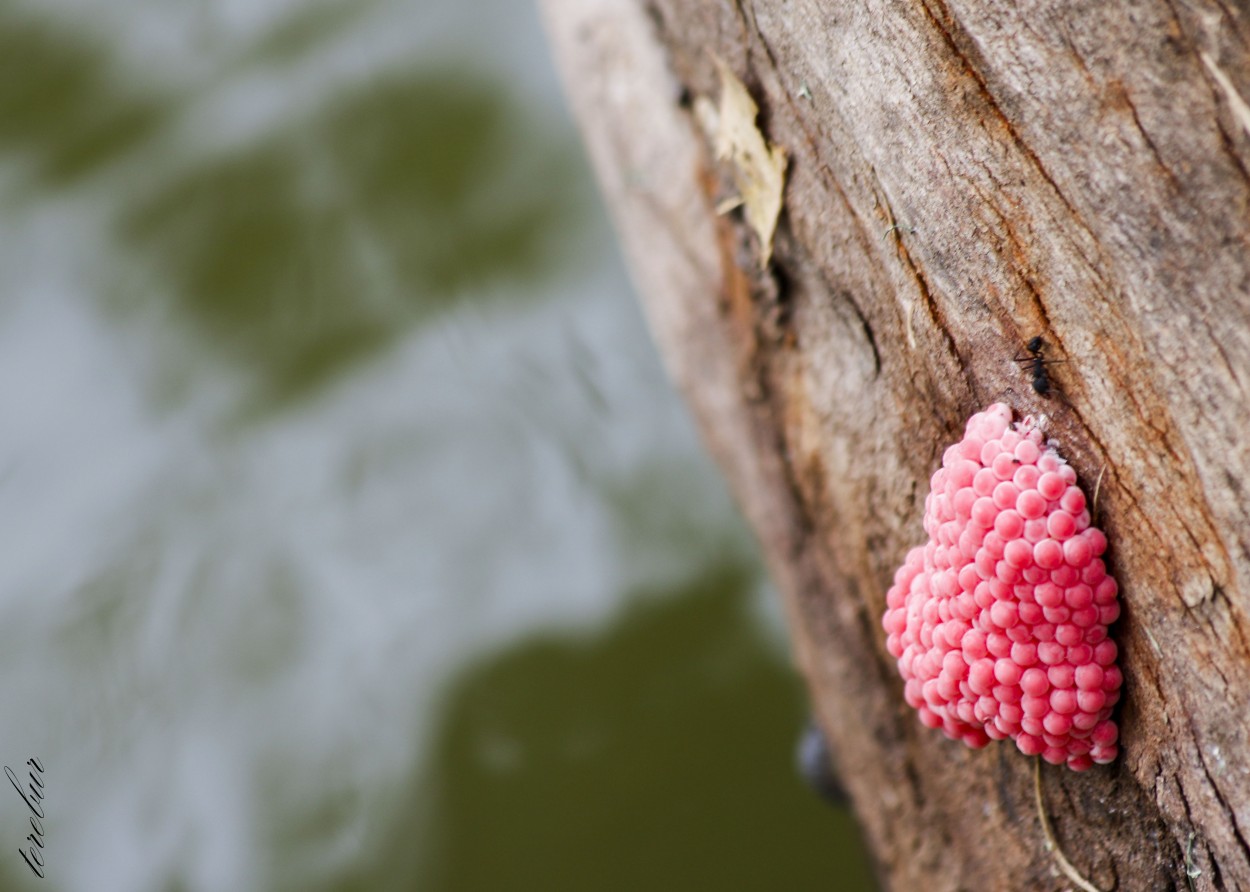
<box><xmin>119</xmin><ymin>68</ymin><xmax>584</xmax><ymax>410</ymax></box>
<box><xmin>412</xmin><ymin>565</ymin><xmax>873</xmax><ymax>892</ymax></box>
<box><xmin>0</xmin><ymin>14</ymin><xmax>165</xmax><ymax>187</ymax></box>
<box><xmin>0</xmin><ymin>1</ymin><xmax>876</xmax><ymax>890</ymax></box>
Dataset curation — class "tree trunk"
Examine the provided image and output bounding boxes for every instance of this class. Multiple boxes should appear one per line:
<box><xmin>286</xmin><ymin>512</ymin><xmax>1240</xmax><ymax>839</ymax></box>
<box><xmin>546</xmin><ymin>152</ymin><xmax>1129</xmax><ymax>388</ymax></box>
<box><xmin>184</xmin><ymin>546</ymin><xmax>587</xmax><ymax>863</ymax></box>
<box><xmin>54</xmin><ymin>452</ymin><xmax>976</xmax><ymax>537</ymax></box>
<box><xmin>539</xmin><ymin>0</ymin><xmax>1250</xmax><ymax>889</ymax></box>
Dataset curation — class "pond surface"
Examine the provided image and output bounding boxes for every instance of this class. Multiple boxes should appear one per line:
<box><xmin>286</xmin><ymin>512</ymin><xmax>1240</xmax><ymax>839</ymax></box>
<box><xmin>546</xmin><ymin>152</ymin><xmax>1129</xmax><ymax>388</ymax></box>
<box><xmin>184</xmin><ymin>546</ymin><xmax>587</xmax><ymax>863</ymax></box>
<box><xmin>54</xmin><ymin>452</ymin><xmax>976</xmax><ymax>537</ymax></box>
<box><xmin>0</xmin><ymin>1</ymin><xmax>875</xmax><ymax>889</ymax></box>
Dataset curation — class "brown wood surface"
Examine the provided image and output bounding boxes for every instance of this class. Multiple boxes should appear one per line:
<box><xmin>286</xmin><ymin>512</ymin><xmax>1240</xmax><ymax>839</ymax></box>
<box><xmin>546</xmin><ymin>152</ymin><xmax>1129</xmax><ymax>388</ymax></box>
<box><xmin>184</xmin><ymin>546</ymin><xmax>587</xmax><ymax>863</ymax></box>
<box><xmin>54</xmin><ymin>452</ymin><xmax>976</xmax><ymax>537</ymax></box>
<box><xmin>540</xmin><ymin>0</ymin><xmax>1250</xmax><ymax>888</ymax></box>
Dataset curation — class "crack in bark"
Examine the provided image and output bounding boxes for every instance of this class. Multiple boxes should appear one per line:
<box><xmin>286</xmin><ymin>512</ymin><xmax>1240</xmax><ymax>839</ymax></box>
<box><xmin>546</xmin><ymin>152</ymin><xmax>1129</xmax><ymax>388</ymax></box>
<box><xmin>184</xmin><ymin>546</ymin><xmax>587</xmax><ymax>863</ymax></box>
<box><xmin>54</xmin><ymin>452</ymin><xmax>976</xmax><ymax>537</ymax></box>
<box><xmin>730</xmin><ymin>3</ymin><xmax>905</xmax><ymax>389</ymax></box>
<box><xmin>724</xmin><ymin>0</ymin><xmax>753</xmax><ymax>48</ymax></box>
<box><xmin>784</xmin><ymin>228</ymin><xmax>884</xmax><ymax>378</ymax></box>
<box><xmin>1194</xmin><ymin>635</ymin><xmax>1230</xmax><ymax>690</ymax></box>
<box><xmin>1205</xmin><ymin>89</ymin><xmax>1250</xmax><ymax>184</ymax></box>
<box><xmin>1131</xmin><ymin>647</ymin><xmax>1171</xmax><ymax>736</ymax></box>
<box><xmin>1078</xmin><ymin>443</ymin><xmax>1172</xmax><ymax>587</ymax></box>
<box><xmin>1185</xmin><ymin>710</ymin><xmax>1250</xmax><ymax>880</ymax></box>
<box><xmin>722</xmin><ymin>5</ymin><xmax>892</xmax><ymax>381</ymax></box>
<box><xmin>917</xmin><ymin>0</ymin><xmax>1104</xmax><ymax>257</ymax></box>
<box><xmin>1177</xmin><ymin>768</ymin><xmax>1226</xmax><ymax>889</ymax></box>
<box><xmin>1055</xmin><ymin>22</ymin><xmax>1099</xmax><ymax>93</ymax></box>
<box><xmin>869</xmin><ymin>171</ymin><xmax>972</xmax><ymax>402</ymax></box>
<box><xmin>740</xmin><ymin>11</ymin><xmax>891</xmax><ymax>290</ymax></box>
<box><xmin>822</xmin><ymin>264</ymin><xmax>884</xmax><ymax>378</ymax></box>
<box><xmin>960</xmin><ymin>169</ymin><xmax>1071</xmax><ymax>361</ymax></box>
<box><xmin>1100</xmin><ymin>388</ymin><xmax>1222</xmax><ymax>599</ymax></box>
<box><xmin>1200</xmin><ymin>314</ymin><xmax>1245</xmax><ymax>396</ymax></box>
<box><xmin>1169</xmin><ymin>0</ymin><xmax>1250</xmax><ymax>184</ymax></box>
<box><xmin>1217</xmin><ymin>585</ymin><xmax>1250</xmax><ymax>654</ymax></box>
<box><xmin>1113</xmin><ymin>79</ymin><xmax>1181</xmax><ymax>187</ymax></box>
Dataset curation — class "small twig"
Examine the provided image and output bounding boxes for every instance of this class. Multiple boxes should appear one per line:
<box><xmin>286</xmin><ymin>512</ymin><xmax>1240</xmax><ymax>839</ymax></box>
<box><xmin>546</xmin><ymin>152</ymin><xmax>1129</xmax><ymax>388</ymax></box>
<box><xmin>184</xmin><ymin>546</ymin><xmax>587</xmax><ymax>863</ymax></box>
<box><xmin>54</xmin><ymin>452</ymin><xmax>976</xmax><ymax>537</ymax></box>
<box><xmin>1186</xmin><ymin>832</ymin><xmax>1203</xmax><ymax>890</ymax></box>
<box><xmin>1143</xmin><ymin>625</ymin><xmax>1164</xmax><ymax>657</ymax></box>
<box><xmin>1034</xmin><ymin>758</ymin><xmax>1105</xmax><ymax>892</ymax></box>
<box><xmin>1092</xmin><ymin>464</ymin><xmax>1107</xmax><ymax>526</ymax></box>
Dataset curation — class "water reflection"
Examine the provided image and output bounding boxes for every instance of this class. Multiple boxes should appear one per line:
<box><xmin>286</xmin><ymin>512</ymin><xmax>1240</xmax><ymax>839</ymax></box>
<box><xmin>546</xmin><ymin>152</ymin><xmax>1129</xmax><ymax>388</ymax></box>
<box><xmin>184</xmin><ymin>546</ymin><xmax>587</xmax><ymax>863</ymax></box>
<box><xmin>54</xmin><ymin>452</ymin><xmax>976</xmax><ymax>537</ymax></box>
<box><xmin>411</xmin><ymin>564</ymin><xmax>874</xmax><ymax>892</ymax></box>
<box><xmin>0</xmin><ymin>1</ymin><xmax>875</xmax><ymax>890</ymax></box>
<box><xmin>0</xmin><ymin>13</ymin><xmax>166</xmax><ymax>189</ymax></box>
<box><xmin>121</xmin><ymin>69</ymin><xmax>584</xmax><ymax>408</ymax></box>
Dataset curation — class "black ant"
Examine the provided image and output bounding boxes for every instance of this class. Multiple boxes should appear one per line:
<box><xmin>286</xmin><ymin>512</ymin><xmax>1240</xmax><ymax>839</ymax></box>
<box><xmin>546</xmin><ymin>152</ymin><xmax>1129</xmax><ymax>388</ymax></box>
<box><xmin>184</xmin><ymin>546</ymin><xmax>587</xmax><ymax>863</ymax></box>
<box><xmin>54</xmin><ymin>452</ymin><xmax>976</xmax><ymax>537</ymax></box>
<box><xmin>1016</xmin><ymin>335</ymin><xmax>1064</xmax><ymax>396</ymax></box>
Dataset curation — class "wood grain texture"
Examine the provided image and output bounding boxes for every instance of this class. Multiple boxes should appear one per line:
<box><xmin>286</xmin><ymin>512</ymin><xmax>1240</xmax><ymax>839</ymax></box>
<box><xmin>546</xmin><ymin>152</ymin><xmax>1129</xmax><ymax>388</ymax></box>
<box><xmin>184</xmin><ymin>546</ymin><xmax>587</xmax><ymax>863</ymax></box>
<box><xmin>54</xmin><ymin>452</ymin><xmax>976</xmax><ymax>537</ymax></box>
<box><xmin>540</xmin><ymin>0</ymin><xmax>1250</xmax><ymax>888</ymax></box>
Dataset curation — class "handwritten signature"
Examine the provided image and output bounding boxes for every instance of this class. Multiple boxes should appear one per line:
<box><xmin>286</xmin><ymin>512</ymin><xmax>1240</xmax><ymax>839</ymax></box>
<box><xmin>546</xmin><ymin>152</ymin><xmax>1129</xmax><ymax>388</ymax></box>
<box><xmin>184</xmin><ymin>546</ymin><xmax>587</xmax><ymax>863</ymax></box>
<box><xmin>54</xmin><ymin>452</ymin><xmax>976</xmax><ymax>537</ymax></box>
<box><xmin>5</xmin><ymin>758</ymin><xmax>45</xmax><ymax>878</ymax></box>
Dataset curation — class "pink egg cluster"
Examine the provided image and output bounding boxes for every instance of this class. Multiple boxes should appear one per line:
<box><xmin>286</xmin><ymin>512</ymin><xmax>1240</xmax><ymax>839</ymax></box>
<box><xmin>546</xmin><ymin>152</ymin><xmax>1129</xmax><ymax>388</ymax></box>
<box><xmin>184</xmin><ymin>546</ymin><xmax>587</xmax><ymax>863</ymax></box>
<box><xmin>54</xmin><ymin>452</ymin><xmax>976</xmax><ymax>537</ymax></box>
<box><xmin>883</xmin><ymin>403</ymin><xmax>1122</xmax><ymax>770</ymax></box>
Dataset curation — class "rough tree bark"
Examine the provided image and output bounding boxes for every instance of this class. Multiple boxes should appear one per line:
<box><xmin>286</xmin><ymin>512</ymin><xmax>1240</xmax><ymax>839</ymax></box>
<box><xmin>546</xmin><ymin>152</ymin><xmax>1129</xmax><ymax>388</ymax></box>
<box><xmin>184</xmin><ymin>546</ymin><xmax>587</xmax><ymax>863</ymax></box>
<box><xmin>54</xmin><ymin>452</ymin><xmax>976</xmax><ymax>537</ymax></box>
<box><xmin>540</xmin><ymin>0</ymin><xmax>1250</xmax><ymax>889</ymax></box>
